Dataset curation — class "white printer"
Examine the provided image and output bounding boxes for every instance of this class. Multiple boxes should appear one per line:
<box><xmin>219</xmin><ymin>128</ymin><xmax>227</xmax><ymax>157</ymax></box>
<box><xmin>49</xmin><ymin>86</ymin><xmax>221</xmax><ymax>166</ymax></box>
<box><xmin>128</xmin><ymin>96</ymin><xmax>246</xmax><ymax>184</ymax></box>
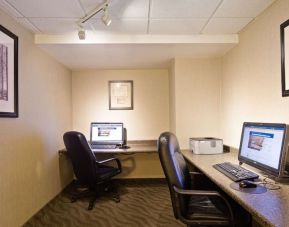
<box><xmin>189</xmin><ymin>137</ymin><xmax>223</xmax><ymax>154</ymax></box>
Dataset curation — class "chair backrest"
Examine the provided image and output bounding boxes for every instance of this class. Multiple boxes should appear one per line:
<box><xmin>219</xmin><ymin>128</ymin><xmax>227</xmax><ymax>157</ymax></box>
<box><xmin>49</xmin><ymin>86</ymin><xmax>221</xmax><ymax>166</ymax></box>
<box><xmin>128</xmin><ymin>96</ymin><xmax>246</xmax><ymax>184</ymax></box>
<box><xmin>63</xmin><ymin>131</ymin><xmax>98</xmax><ymax>187</ymax></box>
<box><xmin>158</xmin><ymin>132</ymin><xmax>191</xmax><ymax>218</ymax></box>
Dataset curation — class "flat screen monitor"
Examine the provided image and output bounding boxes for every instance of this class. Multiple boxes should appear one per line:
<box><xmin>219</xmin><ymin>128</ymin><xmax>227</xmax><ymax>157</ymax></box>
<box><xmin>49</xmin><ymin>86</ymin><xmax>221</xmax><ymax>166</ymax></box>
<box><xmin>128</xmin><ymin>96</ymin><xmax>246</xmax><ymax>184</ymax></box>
<box><xmin>238</xmin><ymin>122</ymin><xmax>289</xmax><ymax>177</ymax></box>
<box><xmin>90</xmin><ymin>122</ymin><xmax>124</xmax><ymax>145</ymax></box>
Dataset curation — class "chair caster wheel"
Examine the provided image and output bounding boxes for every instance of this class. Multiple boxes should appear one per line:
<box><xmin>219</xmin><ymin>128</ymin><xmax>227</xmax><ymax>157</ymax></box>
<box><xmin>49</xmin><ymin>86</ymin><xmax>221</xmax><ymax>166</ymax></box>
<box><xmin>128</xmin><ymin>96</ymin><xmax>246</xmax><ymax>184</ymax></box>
<box><xmin>88</xmin><ymin>204</ymin><xmax>94</xmax><ymax>210</ymax></box>
<box><xmin>87</xmin><ymin>198</ymin><xmax>97</xmax><ymax>210</ymax></box>
<box><xmin>113</xmin><ymin>195</ymin><xmax>120</xmax><ymax>203</ymax></box>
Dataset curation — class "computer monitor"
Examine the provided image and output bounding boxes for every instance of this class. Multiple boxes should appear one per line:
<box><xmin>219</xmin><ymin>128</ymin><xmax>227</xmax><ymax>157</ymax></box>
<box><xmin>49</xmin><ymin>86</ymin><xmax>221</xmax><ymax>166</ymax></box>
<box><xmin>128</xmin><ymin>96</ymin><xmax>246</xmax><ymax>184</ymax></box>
<box><xmin>90</xmin><ymin>122</ymin><xmax>124</xmax><ymax>146</ymax></box>
<box><xmin>238</xmin><ymin>122</ymin><xmax>289</xmax><ymax>178</ymax></box>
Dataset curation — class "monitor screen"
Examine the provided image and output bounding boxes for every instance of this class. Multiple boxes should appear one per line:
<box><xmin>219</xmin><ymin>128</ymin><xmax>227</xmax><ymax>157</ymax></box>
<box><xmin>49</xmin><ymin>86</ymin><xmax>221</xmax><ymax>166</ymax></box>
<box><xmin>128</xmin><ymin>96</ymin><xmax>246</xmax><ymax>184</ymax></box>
<box><xmin>90</xmin><ymin>122</ymin><xmax>124</xmax><ymax>145</ymax></box>
<box><xmin>238</xmin><ymin>122</ymin><xmax>288</xmax><ymax>176</ymax></box>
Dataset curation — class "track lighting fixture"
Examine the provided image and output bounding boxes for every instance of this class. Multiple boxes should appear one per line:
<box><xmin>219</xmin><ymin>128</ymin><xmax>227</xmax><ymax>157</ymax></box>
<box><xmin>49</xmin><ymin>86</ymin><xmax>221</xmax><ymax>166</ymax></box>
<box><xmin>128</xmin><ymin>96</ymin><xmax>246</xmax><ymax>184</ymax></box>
<box><xmin>77</xmin><ymin>0</ymin><xmax>112</xmax><ymax>40</ymax></box>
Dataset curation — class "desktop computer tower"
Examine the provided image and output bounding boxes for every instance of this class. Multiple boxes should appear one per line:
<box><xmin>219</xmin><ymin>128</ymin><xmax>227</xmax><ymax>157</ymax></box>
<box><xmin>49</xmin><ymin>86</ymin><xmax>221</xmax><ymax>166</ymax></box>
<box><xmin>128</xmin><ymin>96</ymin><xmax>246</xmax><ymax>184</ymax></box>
<box><xmin>123</xmin><ymin>128</ymin><xmax>127</xmax><ymax>146</ymax></box>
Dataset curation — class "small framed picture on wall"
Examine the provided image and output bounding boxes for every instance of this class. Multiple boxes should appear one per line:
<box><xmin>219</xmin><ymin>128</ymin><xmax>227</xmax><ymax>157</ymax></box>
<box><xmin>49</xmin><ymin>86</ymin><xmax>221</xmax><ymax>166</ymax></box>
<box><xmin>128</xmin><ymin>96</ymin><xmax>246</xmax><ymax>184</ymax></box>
<box><xmin>109</xmin><ymin>80</ymin><xmax>133</xmax><ymax>110</ymax></box>
<box><xmin>281</xmin><ymin>19</ymin><xmax>289</xmax><ymax>97</ymax></box>
<box><xmin>0</xmin><ymin>25</ymin><xmax>18</xmax><ymax>117</ymax></box>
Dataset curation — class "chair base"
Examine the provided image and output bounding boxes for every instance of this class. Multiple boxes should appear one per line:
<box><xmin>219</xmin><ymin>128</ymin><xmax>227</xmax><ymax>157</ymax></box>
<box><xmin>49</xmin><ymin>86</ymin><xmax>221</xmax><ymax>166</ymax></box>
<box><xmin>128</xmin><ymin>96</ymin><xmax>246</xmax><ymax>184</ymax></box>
<box><xmin>69</xmin><ymin>180</ymin><xmax>120</xmax><ymax>210</ymax></box>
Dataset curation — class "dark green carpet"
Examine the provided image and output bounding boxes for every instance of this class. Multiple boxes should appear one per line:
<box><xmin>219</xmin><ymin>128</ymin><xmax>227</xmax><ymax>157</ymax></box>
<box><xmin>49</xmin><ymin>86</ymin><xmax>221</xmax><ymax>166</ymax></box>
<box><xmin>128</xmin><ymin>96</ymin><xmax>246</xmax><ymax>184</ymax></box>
<box><xmin>24</xmin><ymin>180</ymin><xmax>185</xmax><ymax>227</ymax></box>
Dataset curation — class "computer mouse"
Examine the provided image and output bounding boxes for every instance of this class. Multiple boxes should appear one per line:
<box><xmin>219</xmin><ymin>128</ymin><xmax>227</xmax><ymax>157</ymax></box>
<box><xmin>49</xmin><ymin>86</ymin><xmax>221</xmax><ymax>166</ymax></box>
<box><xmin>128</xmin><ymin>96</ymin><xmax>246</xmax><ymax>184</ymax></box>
<box><xmin>120</xmin><ymin>145</ymin><xmax>130</xmax><ymax>149</ymax></box>
<box><xmin>239</xmin><ymin>180</ymin><xmax>257</xmax><ymax>188</ymax></box>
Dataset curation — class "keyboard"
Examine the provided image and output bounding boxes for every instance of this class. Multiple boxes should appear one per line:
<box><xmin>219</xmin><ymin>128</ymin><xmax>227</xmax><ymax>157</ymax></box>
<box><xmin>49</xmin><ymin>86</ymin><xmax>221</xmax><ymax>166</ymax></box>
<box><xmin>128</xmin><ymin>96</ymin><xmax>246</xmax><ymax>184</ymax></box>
<box><xmin>90</xmin><ymin>144</ymin><xmax>117</xmax><ymax>149</ymax></box>
<box><xmin>213</xmin><ymin>162</ymin><xmax>259</xmax><ymax>182</ymax></box>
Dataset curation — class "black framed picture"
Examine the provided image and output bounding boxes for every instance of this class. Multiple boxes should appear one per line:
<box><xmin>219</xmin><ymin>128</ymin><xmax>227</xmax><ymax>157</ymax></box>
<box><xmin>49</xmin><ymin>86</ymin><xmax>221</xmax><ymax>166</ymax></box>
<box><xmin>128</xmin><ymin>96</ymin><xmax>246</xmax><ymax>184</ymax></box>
<box><xmin>109</xmin><ymin>80</ymin><xmax>133</xmax><ymax>110</ymax></box>
<box><xmin>281</xmin><ymin>19</ymin><xmax>289</xmax><ymax>97</ymax></box>
<box><xmin>0</xmin><ymin>25</ymin><xmax>18</xmax><ymax>117</ymax></box>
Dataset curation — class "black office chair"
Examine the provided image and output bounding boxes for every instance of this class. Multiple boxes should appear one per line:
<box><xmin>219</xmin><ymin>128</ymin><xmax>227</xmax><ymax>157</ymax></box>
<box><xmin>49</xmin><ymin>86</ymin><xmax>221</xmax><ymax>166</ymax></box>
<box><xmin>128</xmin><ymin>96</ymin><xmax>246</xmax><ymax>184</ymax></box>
<box><xmin>63</xmin><ymin>131</ymin><xmax>122</xmax><ymax>210</ymax></box>
<box><xmin>158</xmin><ymin>132</ymin><xmax>235</xmax><ymax>227</ymax></box>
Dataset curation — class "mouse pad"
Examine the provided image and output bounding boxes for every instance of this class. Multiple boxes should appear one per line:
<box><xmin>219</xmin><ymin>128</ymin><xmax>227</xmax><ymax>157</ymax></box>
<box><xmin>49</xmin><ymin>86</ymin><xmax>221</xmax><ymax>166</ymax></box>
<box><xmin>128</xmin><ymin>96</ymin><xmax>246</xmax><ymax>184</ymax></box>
<box><xmin>230</xmin><ymin>182</ymin><xmax>267</xmax><ymax>194</ymax></box>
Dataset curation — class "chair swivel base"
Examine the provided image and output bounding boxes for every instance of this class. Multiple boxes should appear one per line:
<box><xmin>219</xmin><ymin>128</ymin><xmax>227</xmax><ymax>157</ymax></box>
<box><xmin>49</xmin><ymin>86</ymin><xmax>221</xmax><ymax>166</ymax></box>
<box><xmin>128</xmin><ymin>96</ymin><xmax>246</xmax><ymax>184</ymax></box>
<box><xmin>70</xmin><ymin>186</ymin><xmax>120</xmax><ymax>210</ymax></box>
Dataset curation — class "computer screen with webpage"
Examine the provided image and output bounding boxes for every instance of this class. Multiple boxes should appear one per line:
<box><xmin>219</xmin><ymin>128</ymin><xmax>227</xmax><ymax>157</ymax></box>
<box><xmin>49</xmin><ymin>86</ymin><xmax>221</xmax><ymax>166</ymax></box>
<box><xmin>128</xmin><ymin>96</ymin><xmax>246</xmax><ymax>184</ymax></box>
<box><xmin>238</xmin><ymin>122</ymin><xmax>289</xmax><ymax>176</ymax></box>
<box><xmin>90</xmin><ymin>122</ymin><xmax>124</xmax><ymax>145</ymax></box>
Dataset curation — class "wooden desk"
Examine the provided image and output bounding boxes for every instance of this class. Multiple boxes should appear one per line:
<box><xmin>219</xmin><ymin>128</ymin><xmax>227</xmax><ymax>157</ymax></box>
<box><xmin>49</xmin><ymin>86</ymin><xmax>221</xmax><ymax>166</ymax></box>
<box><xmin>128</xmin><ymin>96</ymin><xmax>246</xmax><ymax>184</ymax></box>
<box><xmin>92</xmin><ymin>140</ymin><xmax>157</xmax><ymax>154</ymax></box>
<box><xmin>59</xmin><ymin>140</ymin><xmax>163</xmax><ymax>179</ymax></box>
<box><xmin>59</xmin><ymin>140</ymin><xmax>157</xmax><ymax>155</ymax></box>
<box><xmin>182</xmin><ymin>149</ymin><xmax>289</xmax><ymax>227</ymax></box>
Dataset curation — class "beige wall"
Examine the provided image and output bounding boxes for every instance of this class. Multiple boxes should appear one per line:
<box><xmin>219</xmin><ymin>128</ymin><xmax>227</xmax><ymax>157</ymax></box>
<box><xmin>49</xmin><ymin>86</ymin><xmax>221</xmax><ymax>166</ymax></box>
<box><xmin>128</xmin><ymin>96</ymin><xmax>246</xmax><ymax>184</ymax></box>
<box><xmin>72</xmin><ymin>69</ymin><xmax>169</xmax><ymax>140</ymax></box>
<box><xmin>172</xmin><ymin>58</ymin><xmax>222</xmax><ymax>148</ymax></box>
<box><xmin>169</xmin><ymin>59</ymin><xmax>176</xmax><ymax>134</ymax></box>
<box><xmin>221</xmin><ymin>0</ymin><xmax>289</xmax><ymax>148</ymax></box>
<box><xmin>0</xmin><ymin>10</ymin><xmax>72</xmax><ymax>227</ymax></box>
<box><xmin>72</xmin><ymin>69</ymin><xmax>169</xmax><ymax>178</ymax></box>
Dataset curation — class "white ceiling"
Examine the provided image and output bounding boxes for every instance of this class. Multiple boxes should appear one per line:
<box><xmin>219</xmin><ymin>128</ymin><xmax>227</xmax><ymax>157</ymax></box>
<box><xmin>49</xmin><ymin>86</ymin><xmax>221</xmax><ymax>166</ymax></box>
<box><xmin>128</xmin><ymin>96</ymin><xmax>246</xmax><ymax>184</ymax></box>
<box><xmin>0</xmin><ymin>0</ymin><xmax>275</xmax><ymax>70</ymax></box>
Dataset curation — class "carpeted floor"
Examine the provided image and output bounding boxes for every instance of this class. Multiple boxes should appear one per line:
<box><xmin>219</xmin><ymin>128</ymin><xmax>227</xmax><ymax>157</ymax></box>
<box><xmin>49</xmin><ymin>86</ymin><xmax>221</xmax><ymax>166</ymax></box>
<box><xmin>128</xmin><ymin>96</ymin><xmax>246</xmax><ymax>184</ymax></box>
<box><xmin>24</xmin><ymin>179</ymin><xmax>185</xmax><ymax>227</ymax></box>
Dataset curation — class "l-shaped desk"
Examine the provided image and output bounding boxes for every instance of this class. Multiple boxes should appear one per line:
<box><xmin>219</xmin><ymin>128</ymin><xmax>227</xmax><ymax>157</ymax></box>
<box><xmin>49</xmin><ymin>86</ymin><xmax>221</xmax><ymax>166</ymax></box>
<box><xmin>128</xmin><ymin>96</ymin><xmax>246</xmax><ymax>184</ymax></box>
<box><xmin>182</xmin><ymin>149</ymin><xmax>289</xmax><ymax>227</ymax></box>
<box><xmin>59</xmin><ymin>140</ymin><xmax>162</xmax><ymax>179</ymax></box>
<box><xmin>59</xmin><ymin>140</ymin><xmax>157</xmax><ymax>155</ymax></box>
<box><xmin>60</xmin><ymin>141</ymin><xmax>289</xmax><ymax>226</ymax></box>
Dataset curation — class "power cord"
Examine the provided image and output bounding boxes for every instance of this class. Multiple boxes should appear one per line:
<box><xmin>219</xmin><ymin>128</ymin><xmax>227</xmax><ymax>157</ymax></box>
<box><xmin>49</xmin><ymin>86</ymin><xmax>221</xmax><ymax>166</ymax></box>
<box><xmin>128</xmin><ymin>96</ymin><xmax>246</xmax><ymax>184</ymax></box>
<box><xmin>254</xmin><ymin>176</ymin><xmax>281</xmax><ymax>190</ymax></box>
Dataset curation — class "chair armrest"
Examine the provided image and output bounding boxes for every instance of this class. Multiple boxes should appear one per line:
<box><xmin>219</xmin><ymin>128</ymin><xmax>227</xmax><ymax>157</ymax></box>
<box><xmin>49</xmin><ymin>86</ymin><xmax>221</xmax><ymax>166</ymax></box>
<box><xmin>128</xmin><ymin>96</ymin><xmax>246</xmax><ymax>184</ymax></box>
<box><xmin>97</xmin><ymin>157</ymin><xmax>117</xmax><ymax>164</ymax></box>
<box><xmin>173</xmin><ymin>185</ymin><xmax>221</xmax><ymax>196</ymax></box>
<box><xmin>96</xmin><ymin>158</ymin><xmax>122</xmax><ymax>172</ymax></box>
<box><xmin>189</xmin><ymin>171</ymin><xmax>204</xmax><ymax>176</ymax></box>
<box><xmin>173</xmin><ymin>185</ymin><xmax>234</xmax><ymax>223</ymax></box>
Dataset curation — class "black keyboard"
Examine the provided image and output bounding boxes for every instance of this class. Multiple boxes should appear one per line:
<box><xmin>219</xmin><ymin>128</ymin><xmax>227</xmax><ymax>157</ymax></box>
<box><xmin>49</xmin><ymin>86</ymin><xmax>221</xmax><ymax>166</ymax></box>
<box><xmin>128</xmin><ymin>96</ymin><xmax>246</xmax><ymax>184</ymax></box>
<box><xmin>91</xmin><ymin>144</ymin><xmax>117</xmax><ymax>149</ymax></box>
<box><xmin>213</xmin><ymin>162</ymin><xmax>259</xmax><ymax>182</ymax></box>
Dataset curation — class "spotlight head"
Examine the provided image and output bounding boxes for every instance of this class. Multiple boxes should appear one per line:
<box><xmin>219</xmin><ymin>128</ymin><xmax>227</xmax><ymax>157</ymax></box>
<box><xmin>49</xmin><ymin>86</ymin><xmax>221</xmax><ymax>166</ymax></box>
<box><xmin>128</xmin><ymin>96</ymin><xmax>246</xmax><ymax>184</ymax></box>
<box><xmin>78</xmin><ymin>29</ymin><xmax>86</xmax><ymax>40</ymax></box>
<box><xmin>102</xmin><ymin>10</ymin><xmax>112</xmax><ymax>26</ymax></box>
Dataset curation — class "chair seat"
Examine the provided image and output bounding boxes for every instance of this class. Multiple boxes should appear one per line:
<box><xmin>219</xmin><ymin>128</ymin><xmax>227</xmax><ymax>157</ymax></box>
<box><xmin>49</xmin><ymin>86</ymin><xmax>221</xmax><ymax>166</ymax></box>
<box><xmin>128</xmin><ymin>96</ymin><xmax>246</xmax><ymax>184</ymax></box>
<box><xmin>186</xmin><ymin>195</ymin><xmax>230</xmax><ymax>221</ymax></box>
<box><xmin>96</xmin><ymin>165</ymin><xmax>121</xmax><ymax>181</ymax></box>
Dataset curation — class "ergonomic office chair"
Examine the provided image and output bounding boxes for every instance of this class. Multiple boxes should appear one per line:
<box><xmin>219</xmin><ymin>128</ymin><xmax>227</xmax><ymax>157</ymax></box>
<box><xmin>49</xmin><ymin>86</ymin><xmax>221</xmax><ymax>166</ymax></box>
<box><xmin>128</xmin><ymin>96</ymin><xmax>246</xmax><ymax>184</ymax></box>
<box><xmin>63</xmin><ymin>131</ymin><xmax>122</xmax><ymax>210</ymax></box>
<box><xmin>158</xmin><ymin>132</ymin><xmax>235</xmax><ymax>226</ymax></box>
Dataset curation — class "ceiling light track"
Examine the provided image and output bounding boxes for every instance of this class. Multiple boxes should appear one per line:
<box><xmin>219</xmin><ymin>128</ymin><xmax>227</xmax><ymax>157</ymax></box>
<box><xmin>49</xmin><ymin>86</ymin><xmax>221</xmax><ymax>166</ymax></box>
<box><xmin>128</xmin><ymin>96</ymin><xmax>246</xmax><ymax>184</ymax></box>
<box><xmin>77</xmin><ymin>0</ymin><xmax>111</xmax><ymax>40</ymax></box>
<box><xmin>78</xmin><ymin>0</ymin><xmax>111</xmax><ymax>25</ymax></box>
